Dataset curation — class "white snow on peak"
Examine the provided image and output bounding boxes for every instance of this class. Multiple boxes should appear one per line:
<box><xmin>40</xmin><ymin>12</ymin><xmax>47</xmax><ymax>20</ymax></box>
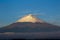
<box><xmin>16</xmin><ymin>14</ymin><xmax>44</xmax><ymax>23</ymax></box>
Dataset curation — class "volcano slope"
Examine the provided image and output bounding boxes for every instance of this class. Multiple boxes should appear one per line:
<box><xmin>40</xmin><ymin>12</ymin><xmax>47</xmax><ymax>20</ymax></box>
<box><xmin>0</xmin><ymin>22</ymin><xmax>60</xmax><ymax>33</ymax></box>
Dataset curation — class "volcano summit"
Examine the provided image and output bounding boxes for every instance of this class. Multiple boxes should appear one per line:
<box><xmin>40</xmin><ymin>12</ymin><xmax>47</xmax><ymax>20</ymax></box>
<box><xmin>0</xmin><ymin>14</ymin><xmax>60</xmax><ymax>33</ymax></box>
<box><xmin>17</xmin><ymin>14</ymin><xmax>44</xmax><ymax>23</ymax></box>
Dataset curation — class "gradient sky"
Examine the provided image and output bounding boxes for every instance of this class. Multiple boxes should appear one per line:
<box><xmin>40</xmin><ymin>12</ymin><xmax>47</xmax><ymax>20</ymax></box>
<box><xmin>0</xmin><ymin>0</ymin><xmax>60</xmax><ymax>27</ymax></box>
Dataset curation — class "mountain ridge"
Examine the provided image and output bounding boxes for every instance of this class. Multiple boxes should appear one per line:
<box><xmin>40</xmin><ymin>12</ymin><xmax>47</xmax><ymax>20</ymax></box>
<box><xmin>0</xmin><ymin>14</ymin><xmax>60</xmax><ymax>33</ymax></box>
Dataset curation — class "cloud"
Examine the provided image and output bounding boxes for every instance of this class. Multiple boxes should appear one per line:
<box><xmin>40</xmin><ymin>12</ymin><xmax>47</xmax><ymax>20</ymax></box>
<box><xmin>15</xmin><ymin>9</ymin><xmax>45</xmax><ymax>17</ymax></box>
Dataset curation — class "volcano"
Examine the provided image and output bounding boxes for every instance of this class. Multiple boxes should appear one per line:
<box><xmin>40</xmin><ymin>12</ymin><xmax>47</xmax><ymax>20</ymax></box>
<box><xmin>0</xmin><ymin>14</ymin><xmax>60</xmax><ymax>33</ymax></box>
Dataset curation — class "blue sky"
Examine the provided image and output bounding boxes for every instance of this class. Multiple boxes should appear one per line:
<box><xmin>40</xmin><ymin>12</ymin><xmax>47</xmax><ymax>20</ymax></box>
<box><xmin>0</xmin><ymin>0</ymin><xmax>60</xmax><ymax>27</ymax></box>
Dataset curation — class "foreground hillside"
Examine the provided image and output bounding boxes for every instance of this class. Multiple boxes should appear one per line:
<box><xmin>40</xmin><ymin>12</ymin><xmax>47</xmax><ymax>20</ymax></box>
<box><xmin>0</xmin><ymin>32</ymin><xmax>60</xmax><ymax>39</ymax></box>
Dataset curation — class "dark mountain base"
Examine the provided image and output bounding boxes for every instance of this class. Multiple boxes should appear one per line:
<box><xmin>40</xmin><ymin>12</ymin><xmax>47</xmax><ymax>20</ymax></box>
<box><xmin>0</xmin><ymin>22</ymin><xmax>60</xmax><ymax>33</ymax></box>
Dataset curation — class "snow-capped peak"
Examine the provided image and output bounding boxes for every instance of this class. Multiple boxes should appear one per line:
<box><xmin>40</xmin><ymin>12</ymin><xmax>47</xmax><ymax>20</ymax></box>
<box><xmin>16</xmin><ymin>14</ymin><xmax>44</xmax><ymax>23</ymax></box>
